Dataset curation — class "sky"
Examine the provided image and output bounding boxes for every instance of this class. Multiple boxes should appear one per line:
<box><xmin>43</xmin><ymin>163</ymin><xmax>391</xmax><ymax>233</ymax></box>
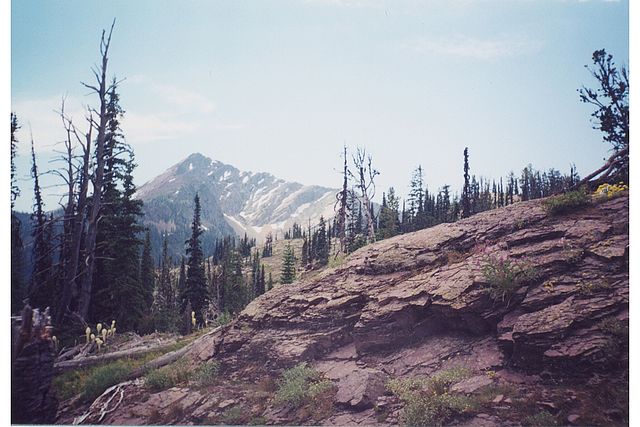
<box><xmin>10</xmin><ymin>0</ymin><xmax>629</xmax><ymax>213</ymax></box>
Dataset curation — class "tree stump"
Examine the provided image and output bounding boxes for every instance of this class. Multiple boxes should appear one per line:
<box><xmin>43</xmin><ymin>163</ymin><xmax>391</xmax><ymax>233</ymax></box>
<box><xmin>11</xmin><ymin>305</ymin><xmax>58</xmax><ymax>424</ymax></box>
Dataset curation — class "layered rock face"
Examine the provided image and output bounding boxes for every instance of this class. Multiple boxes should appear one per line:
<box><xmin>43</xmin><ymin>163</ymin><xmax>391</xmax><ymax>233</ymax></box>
<box><xmin>73</xmin><ymin>194</ymin><xmax>628</xmax><ymax>425</ymax></box>
<box><xmin>193</xmin><ymin>195</ymin><xmax>628</xmax><ymax>375</ymax></box>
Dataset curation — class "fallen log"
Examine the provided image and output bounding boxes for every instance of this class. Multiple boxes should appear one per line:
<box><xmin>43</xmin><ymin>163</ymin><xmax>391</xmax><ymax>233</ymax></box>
<box><xmin>127</xmin><ymin>326</ymin><xmax>223</xmax><ymax>379</ymax></box>
<box><xmin>54</xmin><ymin>339</ymin><xmax>179</xmax><ymax>373</ymax></box>
<box><xmin>575</xmin><ymin>146</ymin><xmax>628</xmax><ymax>189</ymax></box>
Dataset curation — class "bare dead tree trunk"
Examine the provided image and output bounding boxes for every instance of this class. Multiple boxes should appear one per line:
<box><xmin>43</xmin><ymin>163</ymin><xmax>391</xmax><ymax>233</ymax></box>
<box><xmin>349</xmin><ymin>147</ymin><xmax>379</xmax><ymax>244</ymax></box>
<box><xmin>574</xmin><ymin>146</ymin><xmax>629</xmax><ymax>189</ymax></box>
<box><xmin>54</xmin><ymin>106</ymin><xmax>78</xmax><ymax>325</ymax></box>
<box><xmin>78</xmin><ymin>20</ymin><xmax>116</xmax><ymax>320</ymax></box>
<box><xmin>56</xmin><ymin>114</ymin><xmax>93</xmax><ymax>325</ymax></box>
<box><xmin>334</xmin><ymin>145</ymin><xmax>349</xmax><ymax>256</ymax></box>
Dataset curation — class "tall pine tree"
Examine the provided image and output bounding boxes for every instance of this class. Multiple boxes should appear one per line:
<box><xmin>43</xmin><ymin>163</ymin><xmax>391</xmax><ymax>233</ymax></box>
<box><xmin>184</xmin><ymin>193</ymin><xmax>209</xmax><ymax>325</ymax></box>
<box><xmin>316</xmin><ymin>216</ymin><xmax>329</xmax><ymax>266</ymax></box>
<box><xmin>91</xmin><ymin>83</ymin><xmax>145</xmax><ymax>329</ymax></box>
<box><xmin>11</xmin><ymin>113</ymin><xmax>24</xmax><ymax>314</ymax></box>
<box><xmin>28</xmin><ymin>136</ymin><xmax>55</xmax><ymax>313</ymax></box>
<box><xmin>280</xmin><ymin>244</ymin><xmax>296</xmax><ymax>284</ymax></box>
<box><xmin>461</xmin><ymin>147</ymin><xmax>471</xmax><ymax>219</ymax></box>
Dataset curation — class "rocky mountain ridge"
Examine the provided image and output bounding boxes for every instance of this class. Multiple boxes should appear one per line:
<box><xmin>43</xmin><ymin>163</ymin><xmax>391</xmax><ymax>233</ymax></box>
<box><xmin>136</xmin><ymin>153</ymin><xmax>338</xmax><ymax>245</ymax></box>
<box><xmin>65</xmin><ymin>193</ymin><xmax>629</xmax><ymax>426</ymax></box>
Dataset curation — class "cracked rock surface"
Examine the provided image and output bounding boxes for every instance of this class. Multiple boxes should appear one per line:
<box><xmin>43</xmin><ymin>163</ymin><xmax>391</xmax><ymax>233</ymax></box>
<box><xmin>62</xmin><ymin>195</ymin><xmax>628</xmax><ymax>425</ymax></box>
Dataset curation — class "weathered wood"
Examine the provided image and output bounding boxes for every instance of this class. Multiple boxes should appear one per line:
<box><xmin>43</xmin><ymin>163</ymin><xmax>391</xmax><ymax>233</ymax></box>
<box><xmin>575</xmin><ymin>146</ymin><xmax>628</xmax><ymax>188</ymax></box>
<box><xmin>11</xmin><ymin>306</ymin><xmax>58</xmax><ymax>424</ymax></box>
<box><xmin>127</xmin><ymin>344</ymin><xmax>191</xmax><ymax>379</ymax></box>
<box><xmin>54</xmin><ymin>340</ymin><xmax>179</xmax><ymax>373</ymax></box>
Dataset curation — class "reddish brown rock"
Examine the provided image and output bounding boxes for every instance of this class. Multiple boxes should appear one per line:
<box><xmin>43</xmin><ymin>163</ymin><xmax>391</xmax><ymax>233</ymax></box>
<box><xmin>70</xmin><ymin>195</ymin><xmax>628</xmax><ymax>426</ymax></box>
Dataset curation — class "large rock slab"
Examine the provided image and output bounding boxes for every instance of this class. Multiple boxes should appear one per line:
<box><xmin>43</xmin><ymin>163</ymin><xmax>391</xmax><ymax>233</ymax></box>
<box><xmin>335</xmin><ymin>369</ymin><xmax>388</xmax><ymax>409</ymax></box>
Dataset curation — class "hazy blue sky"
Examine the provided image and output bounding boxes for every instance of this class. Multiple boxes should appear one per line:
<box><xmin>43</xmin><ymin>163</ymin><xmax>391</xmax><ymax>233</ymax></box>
<box><xmin>11</xmin><ymin>0</ymin><xmax>628</xmax><ymax>212</ymax></box>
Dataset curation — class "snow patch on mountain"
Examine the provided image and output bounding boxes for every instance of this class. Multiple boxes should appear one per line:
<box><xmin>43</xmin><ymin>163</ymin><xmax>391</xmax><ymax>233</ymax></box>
<box><xmin>137</xmin><ymin>153</ymin><xmax>339</xmax><ymax>242</ymax></box>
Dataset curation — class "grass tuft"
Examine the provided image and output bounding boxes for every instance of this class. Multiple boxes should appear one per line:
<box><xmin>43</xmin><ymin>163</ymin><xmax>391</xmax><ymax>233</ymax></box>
<box><xmin>144</xmin><ymin>359</ymin><xmax>193</xmax><ymax>392</ymax></box>
<box><xmin>191</xmin><ymin>360</ymin><xmax>219</xmax><ymax>388</ymax></box>
<box><xmin>542</xmin><ymin>188</ymin><xmax>590</xmax><ymax>215</ymax></box>
<box><xmin>387</xmin><ymin>367</ymin><xmax>476</xmax><ymax>427</ymax></box>
<box><xmin>481</xmin><ymin>255</ymin><xmax>539</xmax><ymax>304</ymax></box>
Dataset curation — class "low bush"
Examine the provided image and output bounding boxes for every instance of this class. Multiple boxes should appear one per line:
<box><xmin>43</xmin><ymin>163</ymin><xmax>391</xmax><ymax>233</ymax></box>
<box><xmin>191</xmin><ymin>361</ymin><xmax>219</xmax><ymax>388</ymax></box>
<box><xmin>481</xmin><ymin>255</ymin><xmax>538</xmax><ymax>304</ymax></box>
<box><xmin>542</xmin><ymin>188</ymin><xmax>590</xmax><ymax>215</ymax></box>
<box><xmin>145</xmin><ymin>368</ymin><xmax>173</xmax><ymax>391</ymax></box>
<box><xmin>81</xmin><ymin>360</ymin><xmax>132</xmax><ymax>402</ymax></box>
<box><xmin>221</xmin><ymin>406</ymin><xmax>245</xmax><ymax>425</ymax></box>
<box><xmin>387</xmin><ymin>367</ymin><xmax>476</xmax><ymax>427</ymax></box>
<box><xmin>523</xmin><ymin>410</ymin><xmax>558</xmax><ymax>426</ymax></box>
<box><xmin>144</xmin><ymin>360</ymin><xmax>193</xmax><ymax>392</ymax></box>
<box><xmin>274</xmin><ymin>363</ymin><xmax>334</xmax><ymax>409</ymax></box>
<box><xmin>214</xmin><ymin>312</ymin><xmax>233</xmax><ymax>327</ymax></box>
<box><xmin>53</xmin><ymin>350</ymin><xmax>168</xmax><ymax>402</ymax></box>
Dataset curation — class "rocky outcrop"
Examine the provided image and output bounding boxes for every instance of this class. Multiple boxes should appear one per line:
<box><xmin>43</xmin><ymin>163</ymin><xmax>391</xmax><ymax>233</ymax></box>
<box><xmin>197</xmin><ymin>195</ymin><xmax>627</xmax><ymax>375</ymax></box>
<box><xmin>70</xmin><ymin>194</ymin><xmax>628</xmax><ymax>425</ymax></box>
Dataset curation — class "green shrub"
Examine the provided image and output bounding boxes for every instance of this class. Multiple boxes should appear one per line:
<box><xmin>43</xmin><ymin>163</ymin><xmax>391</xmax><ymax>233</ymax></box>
<box><xmin>53</xmin><ymin>351</ymin><xmax>169</xmax><ymax>402</ymax></box>
<box><xmin>221</xmin><ymin>406</ymin><xmax>245</xmax><ymax>425</ymax></box>
<box><xmin>542</xmin><ymin>189</ymin><xmax>590</xmax><ymax>215</ymax></box>
<box><xmin>214</xmin><ymin>312</ymin><xmax>233</xmax><ymax>327</ymax></box>
<box><xmin>191</xmin><ymin>361</ymin><xmax>219</xmax><ymax>387</ymax></box>
<box><xmin>387</xmin><ymin>368</ymin><xmax>475</xmax><ymax>427</ymax></box>
<box><xmin>82</xmin><ymin>360</ymin><xmax>131</xmax><ymax>402</ymax></box>
<box><xmin>481</xmin><ymin>255</ymin><xmax>538</xmax><ymax>304</ymax></box>
<box><xmin>274</xmin><ymin>363</ymin><xmax>334</xmax><ymax>409</ymax></box>
<box><xmin>145</xmin><ymin>368</ymin><xmax>173</xmax><ymax>391</ymax></box>
<box><xmin>144</xmin><ymin>360</ymin><xmax>193</xmax><ymax>391</ymax></box>
<box><xmin>523</xmin><ymin>410</ymin><xmax>558</xmax><ymax>426</ymax></box>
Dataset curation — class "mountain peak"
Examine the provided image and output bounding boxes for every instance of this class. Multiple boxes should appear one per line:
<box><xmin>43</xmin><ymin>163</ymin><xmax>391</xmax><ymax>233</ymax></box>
<box><xmin>137</xmin><ymin>155</ymin><xmax>339</xmax><ymax>244</ymax></box>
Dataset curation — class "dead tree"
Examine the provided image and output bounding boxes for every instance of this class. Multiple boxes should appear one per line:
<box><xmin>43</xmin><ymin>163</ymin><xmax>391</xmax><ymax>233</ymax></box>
<box><xmin>77</xmin><ymin>20</ymin><xmax>117</xmax><ymax>320</ymax></box>
<box><xmin>55</xmin><ymin>106</ymin><xmax>93</xmax><ymax>326</ymax></box>
<box><xmin>334</xmin><ymin>145</ymin><xmax>349</xmax><ymax>255</ymax></box>
<box><xmin>574</xmin><ymin>146</ymin><xmax>629</xmax><ymax>190</ymax></box>
<box><xmin>348</xmin><ymin>147</ymin><xmax>379</xmax><ymax>244</ymax></box>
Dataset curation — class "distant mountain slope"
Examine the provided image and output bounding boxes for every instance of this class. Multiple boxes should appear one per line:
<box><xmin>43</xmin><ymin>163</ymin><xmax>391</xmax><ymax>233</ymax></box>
<box><xmin>136</xmin><ymin>153</ymin><xmax>339</xmax><ymax>257</ymax></box>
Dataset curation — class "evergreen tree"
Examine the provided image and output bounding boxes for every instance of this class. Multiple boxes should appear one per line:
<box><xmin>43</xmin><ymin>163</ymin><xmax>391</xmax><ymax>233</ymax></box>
<box><xmin>316</xmin><ymin>216</ymin><xmax>330</xmax><ymax>266</ymax></box>
<box><xmin>91</xmin><ymin>84</ymin><xmax>145</xmax><ymax>329</ymax></box>
<box><xmin>267</xmin><ymin>272</ymin><xmax>273</xmax><ymax>291</ymax></box>
<box><xmin>11</xmin><ymin>113</ymin><xmax>24</xmax><ymax>314</ymax></box>
<box><xmin>138</xmin><ymin>229</ymin><xmax>156</xmax><ymax>323</ymax></box>
<box><xmin>262</xmin><ymin>233</ymin><xmax>273</xmax><ymax>257</ymax></box>
<box><xmin>378</xmin><ymin>187</ymin><xmax>400</xmax><ymax>239</ymax></box>
<box><xmin>441</xmin><ymin>185</ymin><xmax>451</xmax><ymax>223</ymax></box>
<box><xmin>28</xmin><ymin>137</ymin><xmax>54</xmax><ymax>313</ymax></box>
<box><xmin>260</xmin><ymin>265</ymin><xmax>266</xmax><ymax>295</ymax></box>
<box><xmin>280</xmin><ymin>244</ymin><xmax>296</xmax><ymax>284</ymax></box>
<box><xmin>579</xmin><ymin>49</ymin><xmax>629</xmax><ymax>183</ymax></box>
<box><xmin>408</xmin><ymin>166</ymin><xmax>426</xmax><ymax>230</ymax></box>
<box><xmin>378</xmin><ymin>192</ymin><xmax>388</xmax><ymax>232</ymax></box>
<box><xmin>11</xmin><ymin>113</ymin><xmax>20</xmax><ymax>206</ymax></box>
<box><xmin>177</xmin><ymin>256</ymin><xmax>186</xmax><ymax>308</ymax></box>
<box><xmin>461</xmin><ymin>147</ymin><xmax>472</xmax><ymax>218</ymax></box>
<box><xmin>251</xmin><ymin>250</ymin><xmax>261</xmax><ymax>297</ymax></box>
<box><xmin>155</xmin><ymin>233</ymin><xmax>177</xmax><ymax>331</ymax></box>
<box><xmin>400</xmin><ymin>200</ymin><xmax>408</xmax><ymax>233</ymax></box>
<box><xmin>184</xmin><ymin>193</ymin><xmax>209</xmax><ymax>325</ymax></box>
<box><xmin>301</xmin><ymin>238</ymin><xmax>309</xmax><ymax>266</ymax></box>
<box><xmin>220</xmin><ymin>247</ymin><xmax>250</xmax><ymax>314</ymax></box>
